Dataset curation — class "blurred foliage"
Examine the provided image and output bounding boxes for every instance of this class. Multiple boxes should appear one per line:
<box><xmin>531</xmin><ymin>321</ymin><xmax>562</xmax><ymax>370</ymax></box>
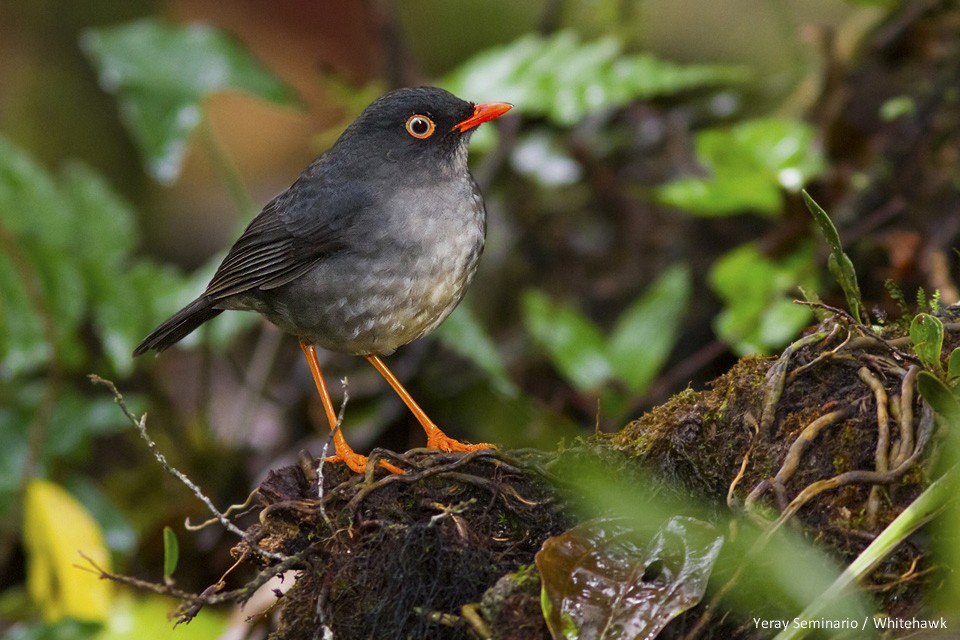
<box><xmin>522</xmin><ymin>265</ymin><xmax>691</xmax><ymax>418</ymax></box>
<box><xmin>80</xmin><ymin>19</ymin><xmax>299</xmax><ymax>184</ymax></box>
<box><xmin>709</xmin><ymin>243</ymin><xmax>817</xmax><ymax>356</ymax></box>
<box><xmin>3</xmin><ymin>593</ymin><xmax>229</xmax><ymax>640</ymax></box>
<box><xmin>436</xmin><ymin>306</ymin><xmax>518</xmax><ymax>397</ymax></box>
<box><xmin>1</xmin><ymin>134</ymin><xmax>187</xmax><ymax>378</ymax></box>
<box><xmin>1</xmin><ymin>137</ymin><xmax>170</xmax><ymax>529</ymax></box>
<box><xmin>3</xmin><ymin>1</ymin><xmax>958</xmax><ymax>637</ymax></box>
<box><xmin>657</xmin><ymin>119</ymin><xmax>826</xmax><ymax>217</ymax></box>
<box><xmin>445</xmin><ymin>30</ymin><xmax>749</xmax><ymax>126</ymax></box>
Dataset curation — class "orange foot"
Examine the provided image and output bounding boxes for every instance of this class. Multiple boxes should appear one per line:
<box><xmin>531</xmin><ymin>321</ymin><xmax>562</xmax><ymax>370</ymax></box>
<box><xmin>324</xmin><ymin>452</ymin><xmax>404</xmax><ymax>475</ymax></box>
<box><xmin>426</xmin><ymin>431</ymin><xmax>496</xmax><ymax>454</ymax></box>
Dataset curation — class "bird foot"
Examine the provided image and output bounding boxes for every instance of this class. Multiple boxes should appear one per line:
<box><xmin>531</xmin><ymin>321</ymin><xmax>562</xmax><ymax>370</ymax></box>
<box><xmin>426</xmin><ymin>432</ymin><xmax>495</xmax><ymax>453</ymax></box>
<box><xmin>324</xmin><ymin>453</ymin><xmax>404</xmax><ymax>475</ymax></box>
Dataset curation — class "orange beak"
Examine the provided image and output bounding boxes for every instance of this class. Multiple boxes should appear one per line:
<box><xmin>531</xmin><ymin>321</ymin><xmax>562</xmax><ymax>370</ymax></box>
<box><xmin>454</xmin><ymin>102</ymin><xmax>513</xmax><ymax>133</ymax></box>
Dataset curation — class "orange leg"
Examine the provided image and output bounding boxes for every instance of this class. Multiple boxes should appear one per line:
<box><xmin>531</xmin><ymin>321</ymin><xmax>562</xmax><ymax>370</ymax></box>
<box><xmin>299</xmin><ymin>342</ymin><xmax>402</xmax><ymax>474</ymax></box>
<box><xmin>365</xmin><ymin>354</ymin><xmax>494</xmax><ymax>453</ymax></box>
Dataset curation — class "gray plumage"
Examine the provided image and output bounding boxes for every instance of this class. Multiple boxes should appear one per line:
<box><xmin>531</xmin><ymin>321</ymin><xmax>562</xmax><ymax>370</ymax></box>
<box><xmin>134</xmin><ymin>87</ymin><xmax>490</xmax><ymax>357</ymax></box>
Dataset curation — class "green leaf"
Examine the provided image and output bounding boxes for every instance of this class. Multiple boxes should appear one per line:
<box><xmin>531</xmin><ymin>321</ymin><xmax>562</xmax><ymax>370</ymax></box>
<box><xmin>0</xmin><ymin>135</ymin><xmax>87</xmax><ymax>374</ymax></box>
<box><xmin>609</xmin><ymin>265</ymin><xmax>691</xmax><ymax>395</ymax></box>
<box><xmin>81</xmin><ymin>19</ymin><xmax>299</xmax><ymax>183</ymax></box>
<box><xmin>709</xmin><ymin>243</ymin><xmax>816</xmax><ymax>355</ymax></box>
<box><xmin>436</xmin><ymin>305</ymin><xmax>518</xmax><ymax>397</ymax></box>
<box><xmin>879</xmin><ymin>95</ymin><xmax>916</xmax><ymax>121</ymax></box>
<box><xmin>0</xmin><ymin>244</ymin><xmax>48</xmax><ymax>375</ymax></box>
<box><xmin>777</xmin><ymin>466</ymin><xmax>956</xmax><ymax>640</ymax></box>
<box><xmin>537</xmin><ymin>517</ymin><xmax>723</xmax><ymax>640</ymax></box>
<box><xmin>657</xmin><ymin>118</ymin><xmax>826</xmax><ymax>216</ymax></box>
<box><xmin>910</xmin><ymin>313</ymin><xmax>945</xmax><ymax>374</ymax></box>
<box><xmin>94</xmin><ymin>261</ymin><xmax>191</xmax><ymax>374</ymax></box>
<box><xmin>44</xmin><ymin>390</ymin><xmax>132</xmax><ymax>463</ymax></box>
<box><xmin>522</xmin><ymin>289</ymin><xmax>614</xmax><ymax>392</ymax></box>
<box><xmin>917</xmin><ymin>371</ymin><xmax>960</xmax><ymax>427</ymax></box>
<box><xmin>162</xmin><ymin>527</ymin><xmax>180</xmax><ymax>581</ymax></box>
<box><xmin>4</xmin><ymin>618</ymin><xmax>101</xmax><ymax>640</ymax></box>
<box><xmin>948</xmin><ymin>348</ymin><xmax>960</xmax><ymax>381</ymax></box>
<box><xmin>0</xmin><ymin>137</ymin><xmax>205</xmax><ymax>376</ymax></box>
<box><xmin>60</xmin><ymin>162</ymin><xmax>147</xmax><ymax>374</ymax></box>
<box><xmin>0</xmin><ymin>386</ymin><xmax>139</xmax><ymax>521</ymax></box>
<box><xmin>801</xmin><ymin>190</ymin><xmax>863</xmax><ymax>323</ymax></box>
<box><xmin>444</xmin><ymin>30</ymin><xmax>748</xmax><ymax>126</ymax></box>
<box><xmin>61</xmin><ymin>162</ymin><xmax>138</xmax><ymax>270</ymax></box>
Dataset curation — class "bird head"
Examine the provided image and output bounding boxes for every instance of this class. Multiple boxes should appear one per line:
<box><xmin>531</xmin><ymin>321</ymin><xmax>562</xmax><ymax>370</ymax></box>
<box><xmin>332</xmin><ymin>86</ymin><xmax>512</xmax><ymax>175</ymax></box>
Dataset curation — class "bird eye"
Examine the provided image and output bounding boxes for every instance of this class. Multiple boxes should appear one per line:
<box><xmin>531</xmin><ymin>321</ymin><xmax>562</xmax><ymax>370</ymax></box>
<box><xmin>405</xmin><ymin>115</ymin><xmax>435</xmax><ymax>139</ymax></box>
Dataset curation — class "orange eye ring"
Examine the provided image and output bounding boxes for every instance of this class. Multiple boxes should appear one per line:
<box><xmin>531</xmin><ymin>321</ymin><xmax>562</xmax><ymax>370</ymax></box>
<box><xmin>405</xmin><ymin>115</ymin><xmax>435</xmax><ymax>139</ymax></box>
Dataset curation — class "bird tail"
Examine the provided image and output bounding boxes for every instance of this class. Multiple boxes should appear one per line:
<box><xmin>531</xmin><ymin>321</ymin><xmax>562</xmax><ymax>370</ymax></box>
<box><xmin>133</xmin><ymin>297</ymin><xmax>223</xmax><ymax>356</ymax></box>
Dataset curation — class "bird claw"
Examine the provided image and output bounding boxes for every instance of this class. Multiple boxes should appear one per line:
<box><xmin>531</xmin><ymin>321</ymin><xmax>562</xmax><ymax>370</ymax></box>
<box><xmin>324</xmin><ymin>453</ymin><xmax>404</xmax><ymax>475</ymax></box>
<box><xmin>426</xmin><ymin>433</ymin><xmax>495</xmax><ymax>453</ymax></box>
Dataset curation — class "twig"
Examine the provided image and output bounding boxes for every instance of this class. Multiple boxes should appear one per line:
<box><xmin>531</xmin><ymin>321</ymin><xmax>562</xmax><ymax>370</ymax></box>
<box><xmin>89</xmin><ymin>375</ymin><xmax>286</xmax><ymax>562</ymax></box>
<box><xmin>79</xmin><ymin>546</ymin><xmax>307</xmax><ymax>625</ymax></box>
<box><xmin>344</xmin><ymin>449</ymin><xmax>499</xmax><ymax>513</ymax></box>
<box><xmin>786</xmin><ymin>322</ymin><xmax>845</xmax><ymax>382</ymax></box>
<box><xmin>317</xmin><ymin>378</ymin><xmax>350</xmax><ymax>529</ymax></box>
<box><xmin>185</xmin><ymin>490</ymin><xmax>259</xmax><ymax>531</ymax></box>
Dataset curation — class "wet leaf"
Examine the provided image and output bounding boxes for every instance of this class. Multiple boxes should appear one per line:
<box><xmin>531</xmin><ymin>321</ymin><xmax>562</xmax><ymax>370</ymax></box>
<box><xmin>536</xmin><ymin>517</ymin><xmax>723</xmax><ymax>640</ymax></box>
<box><xmin>81</xmin><ymin>19</ymin><xmax>299</xmax><ymax>183</ymax></box>
<box><xmin>910</xmin><ymin>313</ymin><xmax>945</xmax><ymax>374</ymax></box>
<box><xmin>522</xmin><ymin>290</ymin><xmax>614</xmax><ymax>392</ymax></box>
<box><xmin>445</xmin><ymin>30</ymin><xmax>747</xmax><ymax>126</ymax></box>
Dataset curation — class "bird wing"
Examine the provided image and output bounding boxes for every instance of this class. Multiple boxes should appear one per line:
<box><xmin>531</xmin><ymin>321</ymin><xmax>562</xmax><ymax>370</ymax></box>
<box><xmin>202</xmin><ymin>169</ymin><xmax>369</xmax><ymax>300</ymax></box>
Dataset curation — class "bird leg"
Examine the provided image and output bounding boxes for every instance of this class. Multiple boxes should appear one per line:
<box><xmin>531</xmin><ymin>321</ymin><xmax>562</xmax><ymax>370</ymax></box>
<box><xmin>364</xmin><ymin>354</ymin><xmax>493</xmax><ymax>453</ymax></box>
<box><xmin>299</xmin><ymin>341</ymin><xmax>402</xmax><ymax>474</ymax></box>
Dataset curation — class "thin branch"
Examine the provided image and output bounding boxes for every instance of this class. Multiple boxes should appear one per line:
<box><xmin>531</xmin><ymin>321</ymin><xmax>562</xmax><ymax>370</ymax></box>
<box><xmin>316</xmin><ymin>377</ymin><xmax>350</xmax><ymax>529</ymax></box>
<box><xmin>89</xmin><ymin>375</ymin><xmax>286</xmax><ymax>562</ymax></box>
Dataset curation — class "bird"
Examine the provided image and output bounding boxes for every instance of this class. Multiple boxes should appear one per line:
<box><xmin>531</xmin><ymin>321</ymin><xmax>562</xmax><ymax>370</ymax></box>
<box><xmin>134</xmin><ymin>86</ymin><xmax>512</xmax><ymax>474</ymax></box>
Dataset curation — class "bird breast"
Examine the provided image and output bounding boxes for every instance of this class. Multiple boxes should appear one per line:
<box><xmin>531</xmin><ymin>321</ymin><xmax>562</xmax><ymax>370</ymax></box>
<box><xmin>244</xmin><ymin>179</ymin><xmax>486</xmax><ymax>356</ymax></box>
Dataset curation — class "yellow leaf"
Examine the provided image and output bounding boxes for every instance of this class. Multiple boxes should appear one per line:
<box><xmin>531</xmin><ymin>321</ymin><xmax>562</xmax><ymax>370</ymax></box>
<box><xmin>24</xmin><ymin>478</ymin><xmax>113</xmax><ymax>622</ymax></box>
<box><xmin>94</xmin><ymin>593</ymin><xmax>229</xmax><ymax>640</ymax></box>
